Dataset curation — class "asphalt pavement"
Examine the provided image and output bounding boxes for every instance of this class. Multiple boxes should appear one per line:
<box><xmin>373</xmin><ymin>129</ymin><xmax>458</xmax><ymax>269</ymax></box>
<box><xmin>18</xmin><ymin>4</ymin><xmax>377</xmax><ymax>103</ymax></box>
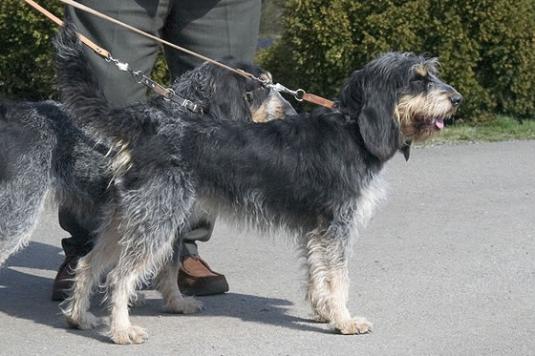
<box><xmin>1</xmin><ymin>141</ymin><xmax>534</xmax><ymax>355</ymax></box>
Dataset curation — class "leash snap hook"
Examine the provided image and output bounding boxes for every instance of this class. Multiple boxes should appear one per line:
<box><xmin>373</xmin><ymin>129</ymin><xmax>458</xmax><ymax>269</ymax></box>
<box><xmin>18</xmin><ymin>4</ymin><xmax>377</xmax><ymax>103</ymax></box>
<box><xmin>132</xmin><ymin>70</ymin><xmax>146</xmax><ymax>85</ymax></box>
<box><xmin>294</xmin><ymin>89</ymin><xmax>305</xmax><ymax>102</ymax></box>
<box><xmin>270</xmin><ymin>83</ymin><xmax>305</xmax><ymax>102</ymax></box>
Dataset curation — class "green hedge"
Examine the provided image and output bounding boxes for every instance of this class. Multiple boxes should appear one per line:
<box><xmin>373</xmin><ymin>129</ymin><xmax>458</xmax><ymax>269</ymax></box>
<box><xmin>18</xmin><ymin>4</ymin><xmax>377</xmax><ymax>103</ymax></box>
<box><xmin>4</xmin><ymin>0</ymin><xmax>535</xmax><ymax>122</ymax></box>
<box><xmin>0</xmin><ymin>1</ymin><xmax>63</xmax><ymax>100</ymax></box>
<box><xmin>259</xmin><ymin>0</ymin><xmax>535</xmax><ymax>122</ymax></box>
<box><xmin>0</xmin><ymin>1</ymin><xmax>170</xmax><ymax>99</ymax></box>
<box><xmin>0</xmin><ymin>0</ymin><xmax>277</xmax><ymax>99</ymax></box>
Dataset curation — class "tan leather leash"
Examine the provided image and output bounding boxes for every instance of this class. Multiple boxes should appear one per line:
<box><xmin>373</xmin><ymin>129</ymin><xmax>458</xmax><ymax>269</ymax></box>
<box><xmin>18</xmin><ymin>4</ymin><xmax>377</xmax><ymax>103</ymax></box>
<box><xmin>268</xmin><ymin>84</ymin><xmax>336</xmax><ymax>108</ymax></box>
<box><xmin>57</xmin><ymin>0</ymin><xmax>336</xmax><ymax>109</ymax></box>
<box><xmin>57</xmin><ymin>0</ymin><xmax>260</xmax><ymax>82</ymax></box>
<box><xmin>24</xmin><ymin>0</ymin><xmax>108</xmax><ymax>57</ymax></box>
<box><xmin>24</xmin><ymin>0</ymin><xmax>336</xmax><ymax>110</ymax></box>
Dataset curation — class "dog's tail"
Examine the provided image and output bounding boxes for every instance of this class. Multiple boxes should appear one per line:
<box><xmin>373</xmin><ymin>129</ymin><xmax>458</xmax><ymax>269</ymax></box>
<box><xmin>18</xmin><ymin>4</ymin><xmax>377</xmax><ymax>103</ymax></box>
<box><xmin>54</xmin><ymin>23</ymin><xmax>150</xmax><ymax>147</ymax></box>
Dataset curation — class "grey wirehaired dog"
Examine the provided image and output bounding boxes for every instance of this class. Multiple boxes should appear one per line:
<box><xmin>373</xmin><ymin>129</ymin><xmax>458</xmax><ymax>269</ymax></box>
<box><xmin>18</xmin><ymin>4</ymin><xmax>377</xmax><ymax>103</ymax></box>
<box><xmin>0</xmin><ymin>99</ymin><xmax>110</xmax><ymax>266</ymax></box>
<box><xmin>0</xmin><ymin>43</ymin><xmax>294</xmax><ymax>280</ymax></box>
<box><xmin>54</xmin><ymin>24</ymin><xmax>462</xmax><ymax>344</ymax></box>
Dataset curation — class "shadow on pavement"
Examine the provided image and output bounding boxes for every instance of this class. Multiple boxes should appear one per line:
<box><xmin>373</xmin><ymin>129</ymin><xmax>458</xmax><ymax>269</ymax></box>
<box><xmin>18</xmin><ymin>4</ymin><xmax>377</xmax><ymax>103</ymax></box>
<box><xmin>0</xmin><ymin>241</ymin><xmax>329</xmax><ymax>343</ymax></box>
<box><xmin>0</xmin><ymin>241</ymin><xmax>66</xmax><ymax>329</ymax></box>
<box><xmin>135</xmin><ymin>292</ymin><xmax>329</xmax><ymax>334</ymax></box>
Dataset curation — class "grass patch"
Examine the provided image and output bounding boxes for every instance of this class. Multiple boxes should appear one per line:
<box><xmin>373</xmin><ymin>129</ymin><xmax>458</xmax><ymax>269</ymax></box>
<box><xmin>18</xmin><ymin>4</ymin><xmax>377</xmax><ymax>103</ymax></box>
<box><xmin>425</xmin><ymin>116</ymin><xmax>535</xmax><ymax>144</ymax></box>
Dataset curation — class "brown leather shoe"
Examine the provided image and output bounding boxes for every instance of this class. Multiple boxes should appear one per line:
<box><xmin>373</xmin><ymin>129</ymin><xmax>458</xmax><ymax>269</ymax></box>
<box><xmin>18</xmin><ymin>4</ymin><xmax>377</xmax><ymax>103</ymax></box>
<box><xmin>178</xmin><ymin>256</ymin><xmax>229</xmax><ymax>296</ymax></box>
<box><xmin>51</xmin><ymin>255</ymin><xmax>79</xmax><ymax>301</ymax></box>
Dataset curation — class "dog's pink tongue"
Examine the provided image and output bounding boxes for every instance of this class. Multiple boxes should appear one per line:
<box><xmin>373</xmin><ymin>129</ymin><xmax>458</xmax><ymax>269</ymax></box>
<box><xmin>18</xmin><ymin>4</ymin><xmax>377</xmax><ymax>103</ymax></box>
<box><xmin>435</xmin><ymin>118</ymin><xmax>445</xmax><ymax>129</ymax></box>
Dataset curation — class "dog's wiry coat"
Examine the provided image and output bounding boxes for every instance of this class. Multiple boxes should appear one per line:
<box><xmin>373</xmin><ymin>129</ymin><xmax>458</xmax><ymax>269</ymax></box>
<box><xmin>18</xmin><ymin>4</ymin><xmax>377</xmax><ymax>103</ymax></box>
<box><xmin>0</xmin><ymin>30</ymin><xmax>294</xmax><ymax>335</ymax></box>
<box><xmin>0</xmin><ymin>100</ymin><xmax>110</xmax><ymax>266</ymax></box>
<box><xmin>53</xmin><ymin>24</ymin><xmax>461</xmax><ymax>343</ymax></box>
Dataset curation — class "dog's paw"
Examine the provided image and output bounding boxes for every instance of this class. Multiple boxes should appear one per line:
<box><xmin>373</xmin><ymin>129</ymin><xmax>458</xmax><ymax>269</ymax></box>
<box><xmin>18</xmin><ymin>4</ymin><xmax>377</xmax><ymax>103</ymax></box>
<box><xmin>164</xmin><ymin>296</ymin><xmax>203</xmax><ymax>314</ymax></box>
<box><xmin>335</xmin><ymin>317</ymin><xmax>373</xmax><ymax>335</ymax></box>
<box><xmin>66</xmin><ymin>312</ymin><xmax>104</xmax><ymax>330</ymax></box>
<box><xmin>110</xmin><ymin>325</ymin><xmax>148</xmax><ymax>345</ymax></box>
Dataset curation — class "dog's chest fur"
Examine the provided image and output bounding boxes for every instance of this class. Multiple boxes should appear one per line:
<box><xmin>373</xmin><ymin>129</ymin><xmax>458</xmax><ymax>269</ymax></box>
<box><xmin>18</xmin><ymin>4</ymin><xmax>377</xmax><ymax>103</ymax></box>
<box><xmin>355</xmin><ymin>172</ymin><xmax>386</xmax><ymax>228</ymax></box>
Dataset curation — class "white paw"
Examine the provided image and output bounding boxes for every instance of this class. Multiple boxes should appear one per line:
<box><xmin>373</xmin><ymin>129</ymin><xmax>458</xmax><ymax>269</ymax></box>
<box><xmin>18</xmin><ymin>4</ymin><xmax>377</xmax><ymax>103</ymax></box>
<box><xmin>66</xmin><ymin>312</ymin><xmax>105</xmax><ymax>330</ymax></box>
<box><xmin>164</xmin><ymin>296</ymin><xmax>203</xmax><ymax>314</ymax></box>
<box><xmin>110</xmin><ymin>325</ymin><xmax>148</xmax><ymax>345</ymax></box>
<box><xmin>335</xmin><ymin>317</ymin><xmax>373</xmax><ymax>335</ymax></box>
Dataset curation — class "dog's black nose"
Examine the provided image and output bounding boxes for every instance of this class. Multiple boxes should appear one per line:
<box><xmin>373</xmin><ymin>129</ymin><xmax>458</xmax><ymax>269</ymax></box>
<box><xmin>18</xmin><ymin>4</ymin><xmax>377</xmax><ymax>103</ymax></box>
<box><xmin>450</xmin><ymin>94</ymin><xmax>463</xmax><ymax>106</ymax></box>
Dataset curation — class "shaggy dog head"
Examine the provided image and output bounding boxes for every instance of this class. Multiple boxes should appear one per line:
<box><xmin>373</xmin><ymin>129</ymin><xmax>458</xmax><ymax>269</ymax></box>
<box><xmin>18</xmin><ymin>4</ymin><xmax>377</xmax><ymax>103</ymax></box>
<box><xmin>171</xmin><ymin>58</ymin><xmax>296</xmax><ymax>123</ymax></box>
<box><xmin>339</xmin><ymin>52</ymin><xmax>462</xmax><ymax>161</ymax></box>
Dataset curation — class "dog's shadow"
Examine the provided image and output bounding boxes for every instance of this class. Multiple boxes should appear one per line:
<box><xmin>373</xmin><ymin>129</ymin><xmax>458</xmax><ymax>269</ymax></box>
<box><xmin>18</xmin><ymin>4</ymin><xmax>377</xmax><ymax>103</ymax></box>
<box><xmin>0</xmin><ymin>242</ymin><xmax>69</xmax><ymax>330</ymax></box>
<box><xmin>135</xmin><ymin>292</ymin><xmax>328</xmax><ymax>334</ymax></box>
<box><xmin>0</xmin><ymin>241</ymin><xmax>329</xmax><ymax>343</ymax></box>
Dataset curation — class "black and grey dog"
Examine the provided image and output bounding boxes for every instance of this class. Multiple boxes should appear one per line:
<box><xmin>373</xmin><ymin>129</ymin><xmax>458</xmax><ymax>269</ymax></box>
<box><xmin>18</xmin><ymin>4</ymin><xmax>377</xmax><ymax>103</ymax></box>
<box><xmin>54</xmin><ymin>25</ymin><xmax>461</xmax><ymax>344</ymax></box>
<box><xmin>0</xmin><ymin>99</ymin><xmax>110</xmax><ymax>266</ymax></box>
<box><xmin>0</xmin><ymin>38</ymin><xmax>294</xmax><ymax>282</ymax></box>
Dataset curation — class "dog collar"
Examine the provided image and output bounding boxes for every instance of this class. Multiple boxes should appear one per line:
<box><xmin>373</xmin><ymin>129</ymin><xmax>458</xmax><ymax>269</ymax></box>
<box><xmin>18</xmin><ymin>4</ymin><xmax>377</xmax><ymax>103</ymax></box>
<box><xmin>165</xmin><ymin>90</ymin><xmax>204</xmax><ymax>114</ymax></box>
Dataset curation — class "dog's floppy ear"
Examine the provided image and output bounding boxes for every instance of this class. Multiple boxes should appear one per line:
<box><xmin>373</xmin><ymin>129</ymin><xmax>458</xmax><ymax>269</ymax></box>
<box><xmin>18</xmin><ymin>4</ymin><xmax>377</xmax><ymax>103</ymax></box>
<box><xmin>357</xmin><ymin>92</ymin><xmax>401</xmax><ymax>161</ymax></box>
<box><xmin>208</xmin><ymin>70</ymin><xmax>252</xmax><ymax>121</ymax></box>
<box><xmin>342</xmin><ymin>70</ymin><xmax>401</xmax><ymax>161</ymax></box>
<box><xmin>340</xmin><ymin>69</ymin><xmax>401</xmax><ymax>161</ymax></box>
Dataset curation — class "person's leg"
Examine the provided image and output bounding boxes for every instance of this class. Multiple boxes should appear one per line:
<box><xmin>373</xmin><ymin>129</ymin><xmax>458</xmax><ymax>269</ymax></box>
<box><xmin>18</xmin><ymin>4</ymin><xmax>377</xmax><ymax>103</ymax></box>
<box><xmin>163</xmin><ymin>0</ymin><xmax>262</xmax><ymax>79</ymax></box>
<box><xmin>162</xmin><ymin>0</ymin><xmax>261</xmax><ymax>295</ymax></box>
<box><xmin>53</xmin><ymin>0</ymin><xmax>172</xmax><ymax>301</ymax></box>
<box><xmin>64</xmin><ymin>0</ymin><xmax>172</xmax><ymax>106</ymax></box>
<box><xmin>177</xmin><ymin>214</ymin><xmax>230</xmax><ymax>296</ymax></box>
<box><xmin>52</xmin><ymin>208</ymin><xmax>95</xmax><ymax>301</ymax></box>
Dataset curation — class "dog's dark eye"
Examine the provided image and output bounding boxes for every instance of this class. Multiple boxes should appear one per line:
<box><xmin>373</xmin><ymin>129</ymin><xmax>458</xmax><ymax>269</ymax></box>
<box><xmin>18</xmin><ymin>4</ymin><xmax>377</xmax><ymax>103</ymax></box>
<box><xmin>411</xmin><ymin>75</ymin><xmax>425</xmax><ymax>83</ymax></box>
<box><xmin>427</xmin><ymin>82</ymin><xmax>434</xmax><ymax>90</ymax></box>
<box><xmin>244</xmin><ymin>92</ymin><xmax>254</xmax><ymax>104</ymax></box>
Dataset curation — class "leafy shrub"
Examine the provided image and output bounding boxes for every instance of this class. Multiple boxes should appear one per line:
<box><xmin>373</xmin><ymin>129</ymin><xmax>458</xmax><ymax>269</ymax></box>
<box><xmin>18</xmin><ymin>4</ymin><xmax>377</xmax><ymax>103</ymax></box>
<box><xmin>0</xmin><ymin>0</ymin><xmax>286</xmax><ymax>101</ymax></box>
<box><xmin>259</xmin><ymin>0</ymin><xmax>535</xmax><ymax>121</ymax></box>
<box><xmin>0</xmin><ymin>1</ymin><xmax>63</xmax><ymax>100</ymax></box>
<box><xmin>0</xmin><ymin>1</ymin><xmax>171</xmax><ymax>100</ymax></box>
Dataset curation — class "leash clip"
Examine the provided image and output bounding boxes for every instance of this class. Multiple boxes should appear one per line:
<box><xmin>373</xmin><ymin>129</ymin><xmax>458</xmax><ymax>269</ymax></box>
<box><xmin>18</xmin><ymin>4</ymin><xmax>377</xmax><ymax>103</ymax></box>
<box><xmin>106</xmin><ymin>55</ymin><xmax>129</xmax><ymax>71</ymax></box>
<box><xmin>269</xmin><ymin>83</ymin><xmax>305</xmax><ymax>102</ymax></box>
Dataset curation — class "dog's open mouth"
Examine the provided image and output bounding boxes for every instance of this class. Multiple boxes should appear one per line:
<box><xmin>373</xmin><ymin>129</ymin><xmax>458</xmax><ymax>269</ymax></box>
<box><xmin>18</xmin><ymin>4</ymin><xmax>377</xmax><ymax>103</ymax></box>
<box><xmin>416</xmin><ymin>115</ymin><xmax>448</xmax><ymax>131</ymax></box>
<box><xmin>433</xmin><ymin>117</ymin><xmax>445</xmax><ymax>130</ymax></box>
<box><xmin>426</xmin><ymin>114</ymin><xmax>455</xmax><ymax>131</ymax></box>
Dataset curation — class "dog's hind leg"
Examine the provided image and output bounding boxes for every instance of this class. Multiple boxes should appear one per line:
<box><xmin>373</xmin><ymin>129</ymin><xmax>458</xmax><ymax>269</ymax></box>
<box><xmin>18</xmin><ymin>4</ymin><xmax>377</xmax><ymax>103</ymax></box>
<box><xmin>63</xmin><ymin>221</ymin><xmax>121</xmax><ymax>330</ymax></box>
<box><xmin>105</xmin><ymin>173</ymin><xmax>195</xmax><ymax>344</ymax></box>
<box><xmin>303</xmin><ymin>223</ymin><xmax>372</xmax><ymax>335</ymax></box>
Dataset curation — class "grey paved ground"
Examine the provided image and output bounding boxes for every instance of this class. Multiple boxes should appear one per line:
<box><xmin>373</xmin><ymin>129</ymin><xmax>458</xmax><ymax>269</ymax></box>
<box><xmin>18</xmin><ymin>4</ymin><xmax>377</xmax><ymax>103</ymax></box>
<box><xmin>1</xmin><ymin>141</ymin><xmax>534</xmax><ymax>355</ymax></box>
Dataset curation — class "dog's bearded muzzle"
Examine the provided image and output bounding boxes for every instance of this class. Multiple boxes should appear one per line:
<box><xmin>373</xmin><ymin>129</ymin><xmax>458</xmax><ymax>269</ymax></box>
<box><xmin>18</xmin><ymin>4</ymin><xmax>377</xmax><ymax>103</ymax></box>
<box><xmin>396</xmin><ymin>81</ymin><xmax>463</xmax><ymax>142</ymax></box>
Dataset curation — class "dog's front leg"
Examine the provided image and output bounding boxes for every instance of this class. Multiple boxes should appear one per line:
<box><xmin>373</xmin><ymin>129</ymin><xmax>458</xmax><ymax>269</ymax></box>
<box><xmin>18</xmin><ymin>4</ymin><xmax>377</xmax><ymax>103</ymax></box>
<box><xmin>64</xmin><ymin>224</ymin><xmax>121</xmax><ymax>330</ymax></box>
<box><xmin>327</xmin><ymin>264</ymin><xmax>372</xmax><ymax>335</ymax></box>
<box><xmin>304</xmin><ymin>228</ymin><xmax>372</xmax><ymax>335</ymax></box>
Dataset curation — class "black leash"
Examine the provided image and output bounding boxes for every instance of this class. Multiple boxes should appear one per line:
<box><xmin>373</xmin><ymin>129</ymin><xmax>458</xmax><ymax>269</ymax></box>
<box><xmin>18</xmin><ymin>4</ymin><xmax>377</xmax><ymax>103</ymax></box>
<box><xmin>105</xmin><ymin>55</ymin><xmax>203</xmax><ymax>113</ymax></box>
